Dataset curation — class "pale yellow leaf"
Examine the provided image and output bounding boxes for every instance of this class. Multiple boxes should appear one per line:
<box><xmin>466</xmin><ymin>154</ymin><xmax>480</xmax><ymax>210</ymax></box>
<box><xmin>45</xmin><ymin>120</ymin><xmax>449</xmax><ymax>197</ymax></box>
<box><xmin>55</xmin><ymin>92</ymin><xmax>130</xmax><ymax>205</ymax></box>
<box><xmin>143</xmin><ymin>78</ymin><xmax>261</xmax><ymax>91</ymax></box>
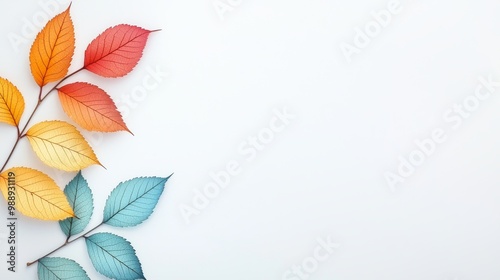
<box><xmin>26</xmin><ymin>121</ymin><xmax>101</xmax><ymax>171</ymax></box>
<box><xmin>0</xmin><ymin>167</ymin><xmax>74</xmax><ymax>220</ymax></box>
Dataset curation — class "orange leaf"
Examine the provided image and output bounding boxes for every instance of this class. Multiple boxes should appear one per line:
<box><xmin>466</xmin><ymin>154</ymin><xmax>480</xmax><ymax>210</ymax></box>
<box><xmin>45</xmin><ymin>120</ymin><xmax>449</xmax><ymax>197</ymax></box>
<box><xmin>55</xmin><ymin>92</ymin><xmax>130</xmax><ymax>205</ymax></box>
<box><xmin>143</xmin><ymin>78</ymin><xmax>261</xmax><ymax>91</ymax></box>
<box><xmin>0</xmin><ymin>167</ymin><xmax>74</xmax><ymax>220</ymax></box>
<box><xmin>26</xmin><ymin>121</ymin><xmax>102</xmax><ymax>171</ymax></box>
<box><xmin>58</xmin><ymin>82</ymin><xmax>131</xmax><ymax>133</ymax></box>
<box><xmin>84</xmin><ymin>24</ymin><xmax>156</xmax><ymax>77</ymax></box>
<box><xmin>29</xmin><ymin>4</ymin><xmax>75</xmax><ymax>86</ymax></box>
<box><xmin>0</xmin><ymin>78</ymin><xmax>24</xmax><ymax>127</ymax></box>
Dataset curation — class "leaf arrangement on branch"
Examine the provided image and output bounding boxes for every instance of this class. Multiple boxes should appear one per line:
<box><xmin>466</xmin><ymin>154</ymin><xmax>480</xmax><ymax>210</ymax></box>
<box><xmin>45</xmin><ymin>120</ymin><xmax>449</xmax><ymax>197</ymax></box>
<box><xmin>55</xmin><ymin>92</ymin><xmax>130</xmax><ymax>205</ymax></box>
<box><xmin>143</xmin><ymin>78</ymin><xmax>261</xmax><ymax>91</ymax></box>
<box><xmin>32</xmin><ymin>172</ymin><xmax>172</xmax><ymax>279</ymax></box>
<box><xmin>0</xmin><ymin>3</ymin><xmax>170</xmax><ymax>280</ymax></box>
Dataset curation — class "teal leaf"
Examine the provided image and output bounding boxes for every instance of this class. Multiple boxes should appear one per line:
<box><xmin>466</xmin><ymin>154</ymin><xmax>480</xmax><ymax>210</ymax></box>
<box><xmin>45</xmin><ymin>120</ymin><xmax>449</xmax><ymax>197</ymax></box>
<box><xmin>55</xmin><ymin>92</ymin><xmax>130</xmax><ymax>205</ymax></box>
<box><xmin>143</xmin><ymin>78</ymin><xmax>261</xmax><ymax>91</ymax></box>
<box><xmin>86</xmin><ymin>232</ymin><xmax>144</xmax><ymax>280</ymax></box>
<box><xmin>103</xmin><ymin>175</ymin><xmax>171</xmax><ymax>227</ymax></box>
<box><xmin>59</xmin><ymin>171</ymin><xmax>94</xmax><ymax>237</ymax></box>
<box><xmin>38</xmin><ymin>257</ymin><xmax>90</xmax><ymax>280</ymax></box>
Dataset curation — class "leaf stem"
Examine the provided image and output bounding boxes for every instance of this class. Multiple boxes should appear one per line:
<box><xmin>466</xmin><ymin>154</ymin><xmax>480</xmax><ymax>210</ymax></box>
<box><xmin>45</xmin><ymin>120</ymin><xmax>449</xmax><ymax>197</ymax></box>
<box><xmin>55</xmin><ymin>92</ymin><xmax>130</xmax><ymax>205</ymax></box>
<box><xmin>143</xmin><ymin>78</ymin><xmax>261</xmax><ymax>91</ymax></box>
<box><xmin>19</xmin><ymin>98</ymin><xmax>41</xmax><ymax>136</ymax></box>
<box><xmin>0</xmin><ymin>67</ymin><xmax>85</xmax><ymax>173</ymax></box>
<box><xmin>0</xmin><ymin>133</ymin><xmax>22</xmax><ymax>173</ymax></box>
<box><xmin>26</xmin><ymin>240</ymin><xmax>68</xmax><ymax>267</ymax></box>
<box><xmin>27</xmin><ymin>221</ymin><xmax>103</xmax><ymax>266</ymax></box>
<box><xmin>41</xmin><ymin>67</ymin><xmax>84</xmax><ymax>102</ymax></box>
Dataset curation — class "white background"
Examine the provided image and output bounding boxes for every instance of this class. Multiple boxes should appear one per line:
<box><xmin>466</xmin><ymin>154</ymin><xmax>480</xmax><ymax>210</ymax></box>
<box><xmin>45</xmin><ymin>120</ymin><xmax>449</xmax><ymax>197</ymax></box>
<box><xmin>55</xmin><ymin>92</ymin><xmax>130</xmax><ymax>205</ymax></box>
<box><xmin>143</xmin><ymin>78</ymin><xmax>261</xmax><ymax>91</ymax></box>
<box><xmin>0</xmin><ymin>0</ymin><xmax>500</xmax><ymax>279</ymax></box>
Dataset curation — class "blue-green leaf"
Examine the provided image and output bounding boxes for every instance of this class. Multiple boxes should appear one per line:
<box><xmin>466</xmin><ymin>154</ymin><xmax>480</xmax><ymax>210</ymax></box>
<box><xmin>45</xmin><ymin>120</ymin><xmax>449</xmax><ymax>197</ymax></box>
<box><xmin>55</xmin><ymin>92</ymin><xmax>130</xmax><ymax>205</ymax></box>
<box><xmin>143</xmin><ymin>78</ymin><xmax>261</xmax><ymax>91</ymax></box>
<box><xmin>59</xmin><ymin>171</ymin><xmax>94</xmax><ymax>237</ymax></box>
<box><xmin>103</xmin><ymin>175</ymin><xmax>171</xmax><ymax>227</ymax></box>
<box><xmin>38</xmin><ymin>257</ymin><xmax>90</xmax><ymax>280</ymax></box>
<box><xmin>86</xmin><ymin>232</ymin><xmax>144</xmax><ymax>280</ymax></box>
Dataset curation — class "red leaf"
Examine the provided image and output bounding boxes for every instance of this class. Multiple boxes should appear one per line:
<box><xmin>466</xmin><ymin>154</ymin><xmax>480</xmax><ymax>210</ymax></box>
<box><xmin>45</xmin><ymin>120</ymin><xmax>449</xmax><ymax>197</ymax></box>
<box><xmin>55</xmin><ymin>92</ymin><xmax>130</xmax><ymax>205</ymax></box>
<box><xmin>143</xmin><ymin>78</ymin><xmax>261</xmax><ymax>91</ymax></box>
<box><xmin>84</xmin><ymin>24</ymin><xmax>157</xmax><ymax>77</ymax></box>
<box><xmin>58</xmin><ymin>82</ymin><xmax>131</xmax><ymax>133</ymax></box>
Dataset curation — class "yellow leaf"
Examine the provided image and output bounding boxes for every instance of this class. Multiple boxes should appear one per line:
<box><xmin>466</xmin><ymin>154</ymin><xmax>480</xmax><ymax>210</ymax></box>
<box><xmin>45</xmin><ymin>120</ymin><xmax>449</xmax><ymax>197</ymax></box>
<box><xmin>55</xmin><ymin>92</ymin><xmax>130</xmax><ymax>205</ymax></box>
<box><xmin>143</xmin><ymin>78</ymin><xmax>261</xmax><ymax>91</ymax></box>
<box><xmin>26</xmin><ymin>121</ymin><xmax>102</xmax><ymax>171</ymax></box>
<box><xmin>0</xmin><ymin>167</ymin><xmax>74</xmax><ymax>220</ymax></box>
<box><xmin>29</xmin><ymin>5</ymin><xmax>75</xmax><ymax>86</ymax></box>
<box><xmin>0</xmin><ymin>78</ymin><xmax>24</xmax><ymax>127</ymax></box>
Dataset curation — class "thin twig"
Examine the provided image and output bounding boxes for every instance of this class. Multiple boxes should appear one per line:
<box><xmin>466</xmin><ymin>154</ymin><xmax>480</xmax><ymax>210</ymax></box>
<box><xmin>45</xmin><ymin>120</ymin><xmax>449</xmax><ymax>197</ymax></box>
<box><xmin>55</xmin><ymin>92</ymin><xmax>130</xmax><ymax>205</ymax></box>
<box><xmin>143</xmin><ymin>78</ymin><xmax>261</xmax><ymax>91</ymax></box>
<box><xmin>0</xmin><ymin>67</ymin><xmax>85</xmax><ymax>173</ymax></box>
<box><xmin>27</xmin><ymin>221</ymin><xmax>103</xmax><ymax>266</ymax></box>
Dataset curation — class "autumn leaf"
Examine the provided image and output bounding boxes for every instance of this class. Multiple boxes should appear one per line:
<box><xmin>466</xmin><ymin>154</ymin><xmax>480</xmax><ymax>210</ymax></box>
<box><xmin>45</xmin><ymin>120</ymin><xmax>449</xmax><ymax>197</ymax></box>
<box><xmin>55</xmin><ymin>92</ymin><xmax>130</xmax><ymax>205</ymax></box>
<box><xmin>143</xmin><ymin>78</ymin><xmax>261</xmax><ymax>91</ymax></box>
<box><xmin>84</xmin><ymin>24</ymin><xmax>157</xmax><ymax>77</ymax></box>
<box><xmin>0</xmin><ymin>78</ymin><xmax>24</xmax><ymax>127</ymax></box>
<box><xmin>26</xmin><ymin>121</ymin><xmax>102</xmax><ymax>171</ymax></box>
<box><xmin>30</xmin><ymin>4</ymin><xmax>75</xmax><ymax>86</ymax></box>
<box><xmin>0</xmin><ymin>167</ymin><xmax>74</xmax><ymax>220</ymax></box>
<box><xmin>58</xmin><ymin>82</ymin><xmax>131</xmax><ymax>133</ymax></box>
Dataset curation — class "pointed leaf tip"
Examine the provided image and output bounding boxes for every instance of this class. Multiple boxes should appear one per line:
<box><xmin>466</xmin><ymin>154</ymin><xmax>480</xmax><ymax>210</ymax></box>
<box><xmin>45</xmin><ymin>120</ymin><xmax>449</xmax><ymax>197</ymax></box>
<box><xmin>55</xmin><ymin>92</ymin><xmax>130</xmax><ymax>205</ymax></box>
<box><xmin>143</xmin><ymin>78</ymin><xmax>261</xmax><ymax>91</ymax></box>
<box><xmin>103</xmin><ymin>176</ymin><xmax>170</xmax><ymax>227</ymax></box>
<box><xmin>29</xmin><ymin>5</ymin><xmax>75</xmax><ymax>86</ymax></box>
<box><xmin>58</xmin><ymin>82</ymin><xmax>131</xmax><ymax>133</ymax></box>
<box><xmin>59</xmin><ymin>172</ymin><xmax>94</xmax><ymax>237</ymax></box>
<box><xmin>26</xmin><ymin>121</ymin><xmax>101</xmax><ymax>171</ymax></box>
<box><xmin>84</xmin><ymin>24</ymin><xmax>155</xmax><ymax>77</ymax></box>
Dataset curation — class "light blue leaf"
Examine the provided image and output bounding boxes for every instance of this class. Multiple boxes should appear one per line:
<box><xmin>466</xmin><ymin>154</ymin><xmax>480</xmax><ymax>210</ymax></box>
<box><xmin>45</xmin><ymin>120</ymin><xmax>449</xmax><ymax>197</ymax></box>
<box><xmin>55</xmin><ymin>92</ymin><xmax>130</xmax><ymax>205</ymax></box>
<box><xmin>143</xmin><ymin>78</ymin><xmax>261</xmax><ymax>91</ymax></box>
<box><xmin>86</xmin><ymin>232</ymin><xmax>144</xmax><ymax>280</ymax></box>
<box><xmin>103</xmin><ymin>175</ymin><xmax>171</xmax><ymax>227</ymax></box>
<box><xmin>38</xmin><ymin>257</ymin><xmax>90</xmax><ymax>280</ymax></box>
<box><xmin>59</xmin><ymin>171</ymin><xmax>94</xmax><ymax>237</ymax></box>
